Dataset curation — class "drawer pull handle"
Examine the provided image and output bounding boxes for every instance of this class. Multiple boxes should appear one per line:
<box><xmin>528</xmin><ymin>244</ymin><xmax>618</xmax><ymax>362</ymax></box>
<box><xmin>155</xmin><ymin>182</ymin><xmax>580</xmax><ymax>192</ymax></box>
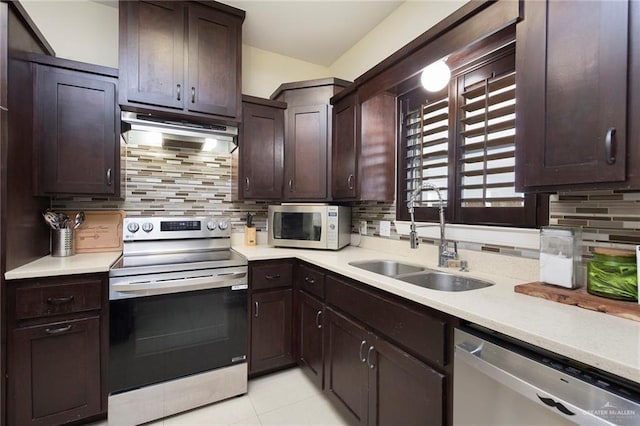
<box><xmin>245</xmin><ymin>176</ymin><xmax>250</xmax><ymax>191</ymax></box>
<box><xmin>191</xmin><ymin>87</ymin><xmax>196</xmax><ymax>103</ymax></box>
<box><xmin>359</xmin><ymin>340</ymin><xmax>367</xmax><ymax>362</ymax></box>
<box><xmin>106</xmin><ymin>168</ymin><xmax>112</xmax><ymax>186</ymax></box>
<box><xmin>366</xmin><ymin>346</ymin><xmax>376</xmax><ymax>369</ymax></box>
<box><xmin>47</xmin><ymin>295</ymin><xmax>75</xmax><ymax>305</ymax></box>
<box><xmin>45</xmin><ymin>324</ymin><xmax>72</xmax><ymax>335</ymax></box>
<box><xmin>177</xmin><ymin>84</ymin><xmax>181</xmax><ymax>101</ymax></box>
<box><xmin>315</xmin><ymin>310</ymin><xmax>322</xmax><ymax>329</ymax></box>
<box><xmin>305</xmin><ymin>277</ymin><xmax>315</xmax><ymax>285</ymax></box>
<box><xmin>605</xmin><ymin>127</ymin><xmax>617</xmax><ymax>165</ymax></box>
<box><xmin>265</xmin><ymin>274</ymin><xmax>280</xmax><ymax>280</ymax></box>
<box><xmin>347</xmin><ymin>174</ymin><xmax>354</xmax><ymax>190</ymax></box>
<box><xmin>288</xmin><ymin>179</ymin><xmax>293</xmax><ymax>192</ymax></box>
<box><xmin>254</xmin><ymin>301</ymin><xmax>259</xmax><ymax>318</ymax></box>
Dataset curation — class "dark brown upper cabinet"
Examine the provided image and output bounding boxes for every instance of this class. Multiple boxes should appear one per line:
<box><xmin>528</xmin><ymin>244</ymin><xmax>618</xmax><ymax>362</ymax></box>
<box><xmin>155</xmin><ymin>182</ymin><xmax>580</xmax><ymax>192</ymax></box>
<box><xmin>331</xmin><ymin>89</ymin><xmax>395</xmax><ymax>202</ymax></box>
<box><xmin>119</xmin><ymin>0</ymin><xmax>244</xmax><ymax>124</ymax></box>
<box><xmin>271</xmin><ymin>78</ymin><xmax>351</xmax><ymax>201</ymax></box>
<box><xmin>515</xmin><ymin>0</ymin><xmax>638</xmax><ymax>191</ymax></box>
<box><xmin>238</xmin><ymin>96</ymin><xmax>286</xmax><ymax>200</ymax></box>
<box><xmin>32</xmin><ymin>57</ymin><xmax>120</xmax><ymax>197</ymax></box>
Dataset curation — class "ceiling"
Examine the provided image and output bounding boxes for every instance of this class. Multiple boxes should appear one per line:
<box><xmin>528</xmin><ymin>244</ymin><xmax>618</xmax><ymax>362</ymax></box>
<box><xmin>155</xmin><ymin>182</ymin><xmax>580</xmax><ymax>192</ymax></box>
<box><xmin>95</xmin><ymin>0</ymin><xmax>404</xmax><ymax>67</ymax></box>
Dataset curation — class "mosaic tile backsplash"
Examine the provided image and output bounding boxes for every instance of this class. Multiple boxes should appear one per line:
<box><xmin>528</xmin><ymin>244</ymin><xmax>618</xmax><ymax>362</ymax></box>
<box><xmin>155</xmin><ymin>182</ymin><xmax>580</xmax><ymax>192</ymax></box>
<box><xmin>52</xmin><ymin>142</ymin><xmax>270</xmax><ymax>232</ymax></box>
<box><xmin>53</xmin><ymin>141</ymin><xmax>640</xmax><ymax>262</ymax></box>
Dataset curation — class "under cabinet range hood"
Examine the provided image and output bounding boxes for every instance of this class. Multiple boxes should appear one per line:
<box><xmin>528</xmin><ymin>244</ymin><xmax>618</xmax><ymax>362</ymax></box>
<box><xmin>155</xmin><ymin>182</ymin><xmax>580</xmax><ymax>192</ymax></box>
<box><xmin>121</xmin><ymin>111</ymin><xmax>238</xmax><ymax>153</ymax></box>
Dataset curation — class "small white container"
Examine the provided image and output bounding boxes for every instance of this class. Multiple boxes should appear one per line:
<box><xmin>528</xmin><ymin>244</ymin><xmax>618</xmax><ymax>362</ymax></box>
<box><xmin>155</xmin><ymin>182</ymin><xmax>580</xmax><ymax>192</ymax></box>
<box><xmin>539</xmin><ymin>227</ymin><xmax>581</xmax><ymax>288</ymax></box>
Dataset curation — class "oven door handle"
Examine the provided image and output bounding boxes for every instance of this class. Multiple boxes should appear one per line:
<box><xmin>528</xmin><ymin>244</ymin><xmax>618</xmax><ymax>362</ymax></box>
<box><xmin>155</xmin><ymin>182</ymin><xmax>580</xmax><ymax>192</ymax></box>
<box><xmin>111</xmin><ymin>272</ymin><xmax>247</xmax><ymax>296</ymax></box>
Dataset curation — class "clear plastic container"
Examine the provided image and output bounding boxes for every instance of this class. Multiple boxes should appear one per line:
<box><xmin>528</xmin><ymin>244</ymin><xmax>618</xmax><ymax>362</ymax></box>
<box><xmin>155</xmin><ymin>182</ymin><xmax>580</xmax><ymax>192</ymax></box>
<box><xmin>539</xmin><ymin>227</ymin><xmax>581</xmax><ymax>288</ymax></box>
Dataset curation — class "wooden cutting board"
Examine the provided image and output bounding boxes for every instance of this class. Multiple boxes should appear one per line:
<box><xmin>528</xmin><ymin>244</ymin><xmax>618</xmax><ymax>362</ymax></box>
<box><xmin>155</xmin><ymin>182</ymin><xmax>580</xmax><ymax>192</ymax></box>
<box><xmin>62</xmin><ymin>210</ymin><xmax>126</xmax><ymax>253</ymax></box>
<box><xmin>514</xmin><ymin>282</ymin><xmax>640</xmax><ymax>322</ymax></box>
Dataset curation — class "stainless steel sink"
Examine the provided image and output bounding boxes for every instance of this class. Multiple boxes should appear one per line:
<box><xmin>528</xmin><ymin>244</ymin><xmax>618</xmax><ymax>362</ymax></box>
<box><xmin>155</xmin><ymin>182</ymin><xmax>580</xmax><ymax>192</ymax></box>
<box><xmin>397</xmin><ymin>271</ymin><xmax>494</xmax><ymax>292</ymax></box>
<box><xmin>348</xmin><ymin>260</ymin><xmax>425</xmax><ymax>277</ymax></box>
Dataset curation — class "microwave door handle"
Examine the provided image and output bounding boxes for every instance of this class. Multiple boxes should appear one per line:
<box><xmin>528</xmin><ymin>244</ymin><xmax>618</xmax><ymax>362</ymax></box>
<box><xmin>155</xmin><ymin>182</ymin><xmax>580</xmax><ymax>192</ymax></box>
<box><xmin>112</xmin><ymin>272</ymin><xmax>247</xmax><ymax>294</ymax></box>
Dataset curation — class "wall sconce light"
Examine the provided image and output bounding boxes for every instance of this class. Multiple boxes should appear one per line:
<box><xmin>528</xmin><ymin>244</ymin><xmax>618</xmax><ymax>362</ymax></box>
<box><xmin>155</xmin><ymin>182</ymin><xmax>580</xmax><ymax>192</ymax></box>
<box><xmin>420</xmin><ymin>59</ymin><xmax>451</xmax><ymax>92</ymax></box>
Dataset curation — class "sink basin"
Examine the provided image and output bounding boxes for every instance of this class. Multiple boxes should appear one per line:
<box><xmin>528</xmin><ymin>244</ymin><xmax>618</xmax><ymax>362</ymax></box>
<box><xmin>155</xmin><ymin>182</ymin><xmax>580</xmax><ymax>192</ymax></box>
<box><xmin>398</xmin><ymin>271</ymin><xmax>494</xmax><ymax>292</ymax></box>
<box><xmin>349</xmin><ymin>260</ymin><xmax>425</xmax><ymax>277</ymax></box>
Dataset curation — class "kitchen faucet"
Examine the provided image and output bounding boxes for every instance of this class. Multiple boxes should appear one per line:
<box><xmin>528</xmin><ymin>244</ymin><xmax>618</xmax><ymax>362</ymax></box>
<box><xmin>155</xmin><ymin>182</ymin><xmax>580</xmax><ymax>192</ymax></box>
<box><xmin>407</xmin><ymin>181</ymin><xmax>457</xmax><ymax>267</ymax></box>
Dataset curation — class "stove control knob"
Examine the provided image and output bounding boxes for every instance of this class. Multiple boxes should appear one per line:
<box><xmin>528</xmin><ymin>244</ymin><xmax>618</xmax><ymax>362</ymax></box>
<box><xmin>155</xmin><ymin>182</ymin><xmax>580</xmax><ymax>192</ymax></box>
<box><xmin>127</xmin><ymin>222</ymin><xmax>140</xmax><ymax>233</ymax></box>
<box><xmin>207</xmin><ymin>221</ymin><xmax>217</xmax><ymax>231</ymax></box>
<box><xmin>218</xmin><ymin>221</ymin><xmax>228</xmax><ymax>230</ymax></box>
<box><xmin>142</xmin><ymin>222</ymin><xmax>154</xmax><ymax>233</ymax></box>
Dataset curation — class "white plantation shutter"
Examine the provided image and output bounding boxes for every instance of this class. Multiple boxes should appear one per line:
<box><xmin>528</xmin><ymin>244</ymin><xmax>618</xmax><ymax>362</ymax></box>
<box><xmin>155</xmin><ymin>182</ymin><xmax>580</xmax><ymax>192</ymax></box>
<box><xmin>459</xmin><ymin>71</ymin><xmax>521</xmax><ymax>207</ymax></box>
<box><xmin>404</xmin><ymin>97</ymin><xmax>449</xmax><ymax>208</ymax></box>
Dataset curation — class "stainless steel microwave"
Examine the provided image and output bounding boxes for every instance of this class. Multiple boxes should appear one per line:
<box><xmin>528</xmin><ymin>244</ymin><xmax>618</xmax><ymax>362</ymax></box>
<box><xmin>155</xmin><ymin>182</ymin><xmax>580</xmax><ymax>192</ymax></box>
<box><xmin>268</xmin><ymin>204</ymin><xmax>351</xmax><ymax>250</ymax></box>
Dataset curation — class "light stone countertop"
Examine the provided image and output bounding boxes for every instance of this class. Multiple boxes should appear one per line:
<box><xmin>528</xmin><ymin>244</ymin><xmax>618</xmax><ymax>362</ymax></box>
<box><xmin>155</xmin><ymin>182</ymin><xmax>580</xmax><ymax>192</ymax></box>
<box><xmin>233</xmin><ymin>238</ymin><xmax>640</xmax><ymax>385</ymax></box>
<box><xmin>4</xmin><ymin>251</ymin><xmax>122</xmax><ymax>280</ymax></box>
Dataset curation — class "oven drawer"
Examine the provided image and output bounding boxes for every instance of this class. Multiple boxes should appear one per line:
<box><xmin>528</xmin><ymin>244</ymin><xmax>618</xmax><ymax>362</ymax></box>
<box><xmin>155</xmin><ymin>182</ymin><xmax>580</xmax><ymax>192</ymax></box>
<box><xmin>250</xmin><ymin>260</ymin><xmax>293</xmax><ymax>290</ymax></box>
<box><xmin>14</xmin><ymin>277</ymin><xmax>103</xmax><ymax>320</ymax></box>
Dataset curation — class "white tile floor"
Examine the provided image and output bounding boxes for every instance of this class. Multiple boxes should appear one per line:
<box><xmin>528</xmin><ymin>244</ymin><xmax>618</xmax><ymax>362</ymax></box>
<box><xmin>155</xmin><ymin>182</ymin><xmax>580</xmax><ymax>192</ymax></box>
<box><xmin>92</xmin><ymin>368</ymin><xmax>350</xmax><ymax>426</ymax></box>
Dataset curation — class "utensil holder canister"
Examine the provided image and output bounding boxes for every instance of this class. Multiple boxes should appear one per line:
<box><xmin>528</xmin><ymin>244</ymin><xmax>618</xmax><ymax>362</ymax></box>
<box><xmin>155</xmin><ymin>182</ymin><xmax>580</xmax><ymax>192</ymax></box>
<box><xmin>52</xmin><ymin>228</ymin><xmax>75</xmax><ymax>257</ymax></box>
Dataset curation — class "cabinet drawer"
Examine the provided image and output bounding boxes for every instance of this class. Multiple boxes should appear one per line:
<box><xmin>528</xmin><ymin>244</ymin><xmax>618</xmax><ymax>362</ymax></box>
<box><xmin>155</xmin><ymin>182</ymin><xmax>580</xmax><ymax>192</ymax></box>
<box><xmin>326</xmin><ymin>274</ymin><xmax>447</xmax><ymax>367</ymax></box>
<box><xmin>251</xmin><ymin>260</ymin><xmax>293</xmax><ymax>290</ymax></box>
<box><xmin>297</xmin><ymin>264</ymin><xmax>325</xmax><ymax>299</ymax></box>
<box><xmin>14</xmin><ymin>278</ymin><xmax>102</xmax><ymax>320</ymax></box>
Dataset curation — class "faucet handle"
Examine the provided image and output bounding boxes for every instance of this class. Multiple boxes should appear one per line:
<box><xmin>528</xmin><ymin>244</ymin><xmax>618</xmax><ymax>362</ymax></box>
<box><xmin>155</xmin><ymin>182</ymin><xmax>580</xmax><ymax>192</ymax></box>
<box><xmin>459</xmin><ymin>260</ymin><xmax>469</xmax><ymax>272</ymax></box>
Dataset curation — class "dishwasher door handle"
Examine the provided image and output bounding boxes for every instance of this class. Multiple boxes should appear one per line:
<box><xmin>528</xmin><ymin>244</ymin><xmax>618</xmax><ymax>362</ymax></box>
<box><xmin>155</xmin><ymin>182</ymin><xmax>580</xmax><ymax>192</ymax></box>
<box><xmin>455</xmin><ymin>343</ymin><xmax>612</xmax><ymax>425</ymax></box>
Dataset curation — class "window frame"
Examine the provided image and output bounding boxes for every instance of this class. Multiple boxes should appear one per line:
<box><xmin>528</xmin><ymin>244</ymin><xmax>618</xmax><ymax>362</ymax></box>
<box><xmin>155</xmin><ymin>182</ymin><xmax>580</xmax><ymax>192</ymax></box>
<box><xmin>396</xmin><ymin>32</ymin><xmax>548</xmax><ymax>228</ymax></box>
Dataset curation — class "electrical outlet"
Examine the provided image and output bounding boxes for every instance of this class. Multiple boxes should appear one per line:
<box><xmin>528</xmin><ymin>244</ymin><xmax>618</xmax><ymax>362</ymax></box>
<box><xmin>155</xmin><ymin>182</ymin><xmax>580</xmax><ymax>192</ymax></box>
<box><xmin>379</xmin><ymin>220</ymin><xmax>391</xmax><ymax>237</ymax></box>
<box><xmin>360</xmin><ymin>220</ymin><xmax>367</xmax><ymax>236</ymax></box>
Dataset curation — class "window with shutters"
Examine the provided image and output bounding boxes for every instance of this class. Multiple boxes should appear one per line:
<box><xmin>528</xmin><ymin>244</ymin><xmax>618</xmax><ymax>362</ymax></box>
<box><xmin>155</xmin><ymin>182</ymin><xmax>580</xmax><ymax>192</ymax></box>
<box><xmin>397</xmin><ymin>40</ymin><xmax>546</xmax><ymax>227</ymax></box>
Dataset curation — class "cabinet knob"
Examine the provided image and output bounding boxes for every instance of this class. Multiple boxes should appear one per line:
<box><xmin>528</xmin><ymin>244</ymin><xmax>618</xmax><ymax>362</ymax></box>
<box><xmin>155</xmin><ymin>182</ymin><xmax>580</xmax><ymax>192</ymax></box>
<box><xmin>347</xmin><ymin>174</ymin><xmax>354</xmax><ymax>190</ymax></box>
<box><xmin>106</xmin><ymin>168</ymin><xmax>112</xmax><ymax>186</ymax></box>
<box><xmin>191</xmin><ymin>87</ymin><xmax>196</xmax><ymax>103</ymax></box>
<box><xmin>315</xmin><ymin>310</ymin><xmax>322</xmax><ymax>329</ymax></box>
<box><xmin>605</xmin><ymin>127</ymin><xmax>617</xmax><ymax>165</ymax></box>
<box><xmin>177</xmin><ymin>84</ymin><xmax>181</xmax><ymax>101</ymax></box>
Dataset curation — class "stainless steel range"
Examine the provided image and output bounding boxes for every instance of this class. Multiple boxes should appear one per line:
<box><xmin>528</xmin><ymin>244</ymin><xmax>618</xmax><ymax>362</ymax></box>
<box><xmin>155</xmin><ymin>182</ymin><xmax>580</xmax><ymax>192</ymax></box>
<box><xmin>108</xmin><ymin>216</ymin><xmax>248</xmax><ymax>426</ymax></box>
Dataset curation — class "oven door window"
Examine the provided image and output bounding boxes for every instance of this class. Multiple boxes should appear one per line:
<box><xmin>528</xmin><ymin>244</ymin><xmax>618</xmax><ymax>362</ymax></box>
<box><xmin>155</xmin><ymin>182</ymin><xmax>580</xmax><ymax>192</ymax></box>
<box><xmin>273</xmin><ymin>212</ymin><xmax>322</xmax><ymax>241</ymax></box>
<box><xmin>109</xmin><ymin>286</ymin><xmax>247</xmax><ymax>394</ymax></box>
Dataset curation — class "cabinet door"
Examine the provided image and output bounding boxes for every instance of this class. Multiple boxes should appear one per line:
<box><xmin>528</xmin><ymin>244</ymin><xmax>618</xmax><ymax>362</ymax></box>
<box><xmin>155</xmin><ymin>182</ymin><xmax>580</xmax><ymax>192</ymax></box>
<box><xmin>36</xmin><ymin>65</ymin><xmax>118</xmax><ymax>195</ymax></box>
<box><xmin>297</xmin><ymin>291</ymin><xmax>324</xmax><ymax>388</ymax></box>
<box><xmin>121</xmin><ymin>1</ymin><xmax>185</xmax><ymax>109</ymax></box>
<box><xmin>250</xmin><ymin>289</ymin><xmax>294</xmax><ymax>375</ymax></box>
<box><xmin>324</xmin><ymin>307</ymin><xmax>370</xmax><ymax>426</ymax></box>
<box><xmin>187</xmin><ymin>3</ymin><xmax>241</xmax><ymax>119</ymax></box>
<box><xmin>284</xmin><ymin>104</ymin><xmax>329</xmax><ymax>200</ymax></box>
<box><xmin>369</xmin><ymin>337</ymin><xmax>445</xmax><ymax>426</ymax></box>
<box><xmin>516</xmin><ymin>0</ymin><xmax>628</xmax><ymax>188</ymax></box>
<box><xmin>332</xmin><ymin>94</ymin><xmax>357</xmax><ymax>200</ymax></box>
<box><xmin>241</xmin><ymin>101</ymin><xmax>284</xmax><ymax>199</ymax></box>
<box><xmin>9</xmin><ymin>316</ymin><xmax>102</xmax><ymax>426</ymax></box>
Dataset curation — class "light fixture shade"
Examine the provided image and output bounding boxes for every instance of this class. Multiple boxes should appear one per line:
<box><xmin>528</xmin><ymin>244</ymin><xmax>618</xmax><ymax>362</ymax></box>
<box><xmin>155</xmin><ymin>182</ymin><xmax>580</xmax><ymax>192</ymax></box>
<box><xmin>420</xmin><ymin>60</ymin><xmax>451</xmax><ymax>92</ymax></box>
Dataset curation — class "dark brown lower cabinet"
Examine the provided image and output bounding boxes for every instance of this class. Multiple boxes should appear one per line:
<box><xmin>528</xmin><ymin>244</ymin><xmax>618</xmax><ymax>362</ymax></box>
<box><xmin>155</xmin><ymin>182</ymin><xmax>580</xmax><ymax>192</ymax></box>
<box><xmin>250</xmin><ymin>288</ymin><xmax>294</xmax><ymax>375</ymax></box>
<box><xmin>324</xmin><ymin>307</ymin><xmax>370</xmax><ymax>425</ymax></box>
<box><xmin>324</xmin><ymin>307</ymin><xmax>445</xmax><ymax>426</ymax></box>
<box><xmin>297</xmin><ymin>290</ymin><xmax>324</xmax><ymax>388</ymax></box>
<box><xmin>11</xmin><ymin>317</ymin><xmax>102</xmax><ymax>426</ymax></box>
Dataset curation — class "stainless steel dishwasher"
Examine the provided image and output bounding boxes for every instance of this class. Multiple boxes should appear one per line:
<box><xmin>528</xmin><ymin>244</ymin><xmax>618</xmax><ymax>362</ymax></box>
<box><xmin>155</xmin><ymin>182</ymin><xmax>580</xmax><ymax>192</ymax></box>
<box><xmin>454</xmin><ymin>326</ymin><xmax>640</xmax><ymax>425</ymax></box>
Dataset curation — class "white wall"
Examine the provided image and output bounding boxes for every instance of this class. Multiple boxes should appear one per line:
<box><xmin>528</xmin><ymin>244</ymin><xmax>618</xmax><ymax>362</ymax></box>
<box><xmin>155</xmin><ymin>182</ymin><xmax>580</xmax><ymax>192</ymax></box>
<box><xmin>21</xmin><ymin>0</ymin><xmax>119</xmax><ymax>68</ymax></box>
<box><xmin>329</xmin><ymin>0</ymin><xmax>467</xmax><ymax>81</ymax></box>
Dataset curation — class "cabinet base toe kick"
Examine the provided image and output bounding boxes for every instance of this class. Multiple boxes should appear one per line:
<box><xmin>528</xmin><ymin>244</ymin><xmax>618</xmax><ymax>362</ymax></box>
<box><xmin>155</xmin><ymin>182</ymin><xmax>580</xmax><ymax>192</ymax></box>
<box><xmin>108</xmin><ymin>363</ymin><xmax>248</xmax><ymax>426</ymax></box>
